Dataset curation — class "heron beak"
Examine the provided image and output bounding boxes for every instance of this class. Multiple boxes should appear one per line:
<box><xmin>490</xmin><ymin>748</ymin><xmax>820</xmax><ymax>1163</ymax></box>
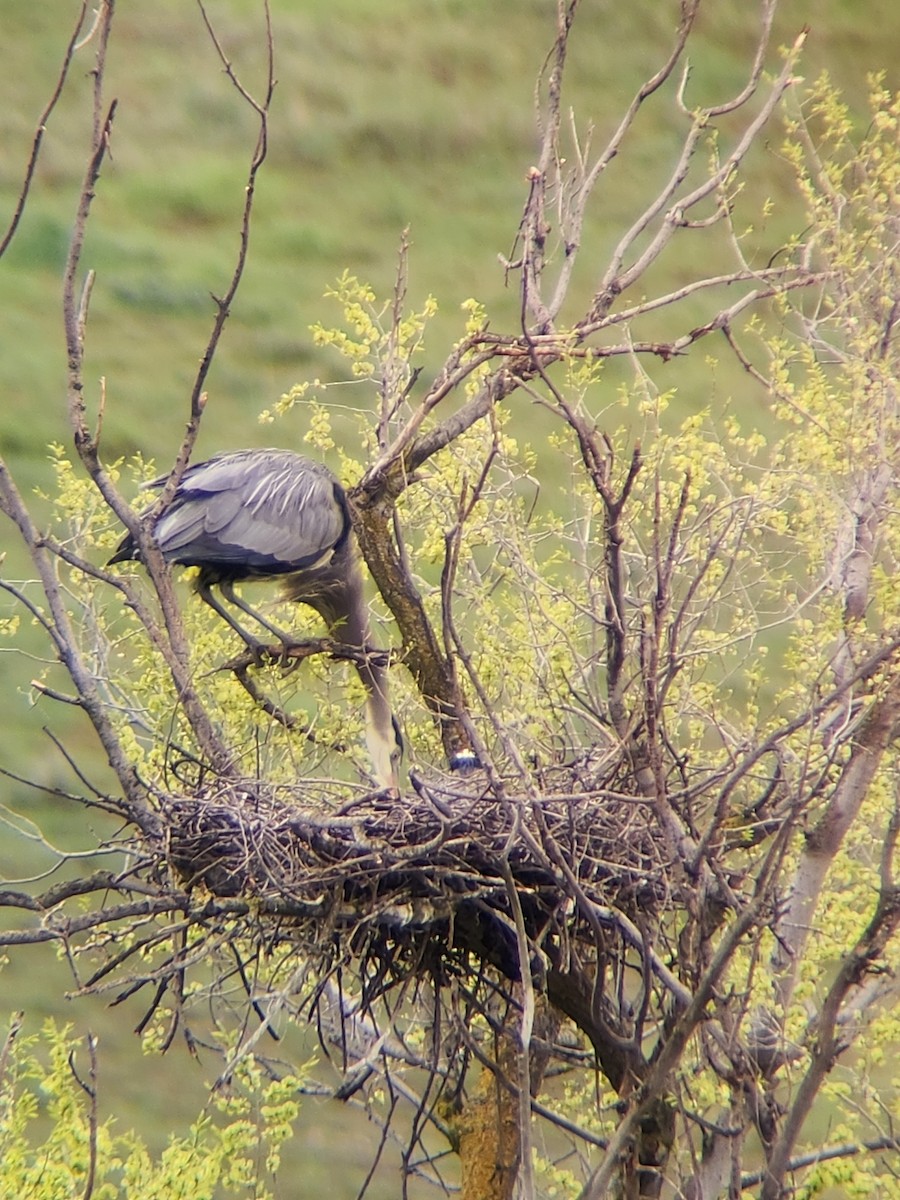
<box><xmin>367</xmin><ymin>720</ymin><xmax>403</xmax><ymax>796</ymax></box>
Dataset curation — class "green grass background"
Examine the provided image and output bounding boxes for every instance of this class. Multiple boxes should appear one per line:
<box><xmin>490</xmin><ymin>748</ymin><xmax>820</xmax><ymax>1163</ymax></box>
<box><xmin>1</xmin><ymin>1</ymin><xmax>899</xmax><ymax>1194</ymax></box>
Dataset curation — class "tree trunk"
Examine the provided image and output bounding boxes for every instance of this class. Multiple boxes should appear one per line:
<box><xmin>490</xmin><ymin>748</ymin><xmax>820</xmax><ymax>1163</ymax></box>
<box><xmin>457</xmin><ymin>1044</ymin><xmax>522</xmax><ymax>1200</ymax></box>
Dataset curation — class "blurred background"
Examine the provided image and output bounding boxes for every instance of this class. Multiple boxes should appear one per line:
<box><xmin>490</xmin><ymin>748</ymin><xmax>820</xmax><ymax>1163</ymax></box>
<box><xmin>1</xmin><ymin>1</ymin><xmax>898</xmax><ymax>1193</ymax></box>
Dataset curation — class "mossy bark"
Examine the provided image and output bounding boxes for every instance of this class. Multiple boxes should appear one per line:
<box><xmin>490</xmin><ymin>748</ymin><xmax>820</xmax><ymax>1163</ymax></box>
<box><xmin>457</xmin><ymin>1046</ymin><xmax>522</xmax><ymax>1200</ymax></box>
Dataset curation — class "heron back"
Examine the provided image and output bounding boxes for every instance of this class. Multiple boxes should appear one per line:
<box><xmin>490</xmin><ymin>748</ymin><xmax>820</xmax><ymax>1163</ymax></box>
<box><xmin>110</xmin><ymin>449</ymin><xmax>350</xmax><ymax>581</ymax></box>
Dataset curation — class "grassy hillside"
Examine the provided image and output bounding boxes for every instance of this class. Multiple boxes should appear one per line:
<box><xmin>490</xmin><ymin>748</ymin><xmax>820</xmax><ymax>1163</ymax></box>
<box><xmin>2</xmin><ymin>0</ymin><xmax>896</xmax><ymax>470</ymax></box>
<box><xmin>1</xmin><ymin>0</ymin><xmax>899</xmax><ymax>1192</ymax></box>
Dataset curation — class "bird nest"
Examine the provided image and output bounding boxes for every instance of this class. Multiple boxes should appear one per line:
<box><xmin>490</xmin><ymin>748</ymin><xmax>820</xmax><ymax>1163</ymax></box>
<box><xmin>161</xmin><ymin>764</ymin><xmax>674</xmax><ymax>985</ymax></box>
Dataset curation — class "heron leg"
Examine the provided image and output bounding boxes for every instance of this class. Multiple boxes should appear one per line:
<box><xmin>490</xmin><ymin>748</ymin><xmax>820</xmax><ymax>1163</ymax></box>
<box><xmin>197</xmin><ymin>580</ymin><xmax>267</xmax><ymax>658</ymax></box>
<box><xmin>218</xmin><ymin>581</ymin><xmax>295</xmax><ymax>656</ymax></box>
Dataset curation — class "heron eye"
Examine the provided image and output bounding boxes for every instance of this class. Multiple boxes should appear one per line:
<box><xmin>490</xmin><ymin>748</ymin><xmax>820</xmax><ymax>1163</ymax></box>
<box><xmin>391</xmin><ymin>716</ymin><xmax>405</xmax><ymax>758</ymax></box>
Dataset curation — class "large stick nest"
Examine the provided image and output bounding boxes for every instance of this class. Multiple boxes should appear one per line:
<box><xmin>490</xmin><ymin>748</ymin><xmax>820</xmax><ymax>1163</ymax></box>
<box><xmin>162</xmin><ymin>762</ymin><xmax>674</xmax><ymax>984</ymax></box>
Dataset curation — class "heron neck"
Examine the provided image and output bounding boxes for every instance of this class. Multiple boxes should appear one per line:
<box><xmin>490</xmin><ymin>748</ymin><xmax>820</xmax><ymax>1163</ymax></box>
<box><xmin>284</xmin><ymin>551</ymin><xmax>397</xmax><ymax>789</ymax></box>
<box><xmin>335</xmin><ymin>570</ymin><xmax>397</xmax><ymax>791</ymax></box>
<box><xmin>332</xmin><ymin>571</ymin><xmax>369</xmax><ymax>648</ymax></box>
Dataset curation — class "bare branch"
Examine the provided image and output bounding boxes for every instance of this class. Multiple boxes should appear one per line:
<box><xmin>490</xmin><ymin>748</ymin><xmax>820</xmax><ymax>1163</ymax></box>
<box><xmin>761</xmin><ymin>800</ymin><xmax>900</xmax><ymax>1200</ymax></box>
<box><xmin>0</xmin><ymin>1</ymin><xmax>90</xmax><ymax>260</ymax></box>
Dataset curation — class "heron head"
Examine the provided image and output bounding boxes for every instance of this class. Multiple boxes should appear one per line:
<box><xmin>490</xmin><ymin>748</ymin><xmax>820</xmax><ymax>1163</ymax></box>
<box><xmin>366</xmin><ymin>712</ymin><xmax>404</xmax><ymax>793</ymax></box>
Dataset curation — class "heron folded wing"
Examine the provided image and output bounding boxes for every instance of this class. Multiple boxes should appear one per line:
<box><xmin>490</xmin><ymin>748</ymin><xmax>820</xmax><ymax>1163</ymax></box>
<box><xmin>173</xmin><ymin>449</ymin><xmax>320</xmax><ymax>498</ymax></box>
<box><xmin>152</xmin><ymin>504</ymin><xmax>209</xmax><ymax>554</ymax></box>
<box><xmin>216</xmin><ymin>504</ymin><xmax>334</xmax><ymax>567</ymax></box>
<box><xmin>129</xmin><ymin>449</ymin><xmax>350</xmax><ymax>573</ymax></box>
<box><xmin>170</xmin><ymin>451</ymin><xmax>266</xmax><ymax>495</ymax></box>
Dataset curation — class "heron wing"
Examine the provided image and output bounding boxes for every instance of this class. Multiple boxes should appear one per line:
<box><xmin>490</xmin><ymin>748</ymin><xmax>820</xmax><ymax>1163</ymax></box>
<box><xmin>152</xmin><ymin>450</ymin><xmax>349</xmax><ymax>573</ymax></box>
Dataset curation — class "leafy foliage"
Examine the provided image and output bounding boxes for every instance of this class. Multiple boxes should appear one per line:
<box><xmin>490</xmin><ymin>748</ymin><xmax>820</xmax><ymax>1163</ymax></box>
<box><xmin>0</xmin><ymin>1019</ymin><xmax>306</xmax><ymax>1200</ymax></box>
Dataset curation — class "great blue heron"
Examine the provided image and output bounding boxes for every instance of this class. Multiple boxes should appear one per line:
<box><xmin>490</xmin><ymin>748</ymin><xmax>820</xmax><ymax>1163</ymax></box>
<box><xmin>109</xmin><ymin>448</ymin><xmax>401</xmax><ymax>791</ymax></box>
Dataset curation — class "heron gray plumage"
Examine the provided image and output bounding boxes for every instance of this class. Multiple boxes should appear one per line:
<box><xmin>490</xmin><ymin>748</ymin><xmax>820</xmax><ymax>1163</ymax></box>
<box><xmin>109</xmin><ymin>448</ymin><xmax>401</xmax><ymax>791</ymax></box>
